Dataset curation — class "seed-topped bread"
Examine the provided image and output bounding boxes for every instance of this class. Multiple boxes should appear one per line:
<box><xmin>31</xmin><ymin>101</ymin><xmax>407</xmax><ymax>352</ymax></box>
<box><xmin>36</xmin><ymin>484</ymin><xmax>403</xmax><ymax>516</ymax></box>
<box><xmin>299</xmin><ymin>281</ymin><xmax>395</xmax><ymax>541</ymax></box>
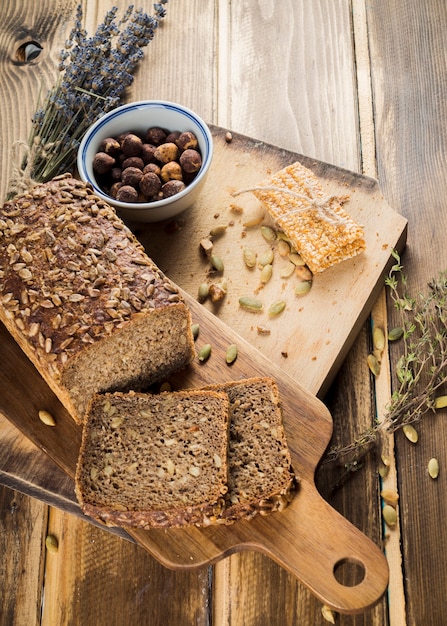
<box><xmin>75</xmin><ymin>389</ymin><xmax>230</xmax><ymax>528</ymax></box>
<box><xmin>0</xmin><ymin>174</ymin><xmax>195</xmax><ymax>423</ymax></box>
<box><xmin>202</xmin><ymin>377</ymin><xmax>296</xmax><ymax>523</ymax></box>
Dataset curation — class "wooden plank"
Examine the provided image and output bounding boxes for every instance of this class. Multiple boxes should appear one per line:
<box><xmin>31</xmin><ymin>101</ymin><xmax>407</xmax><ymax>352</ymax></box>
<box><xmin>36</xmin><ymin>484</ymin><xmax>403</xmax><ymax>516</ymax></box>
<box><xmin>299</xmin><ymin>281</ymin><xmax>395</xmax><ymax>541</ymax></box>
<box><xmin>367</xmin><ymin>1</ymin><xmax>447</xmax><ymax>624</ymax></box>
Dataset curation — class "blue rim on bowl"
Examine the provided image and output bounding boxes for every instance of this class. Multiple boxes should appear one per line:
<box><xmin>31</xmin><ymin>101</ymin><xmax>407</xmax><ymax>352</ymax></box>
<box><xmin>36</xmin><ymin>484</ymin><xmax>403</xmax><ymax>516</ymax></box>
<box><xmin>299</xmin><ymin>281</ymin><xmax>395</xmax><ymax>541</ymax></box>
<box><xmin>77</xmin><ymin>100</ymin><xmax>213</xmax><ymax>215</ymax></box>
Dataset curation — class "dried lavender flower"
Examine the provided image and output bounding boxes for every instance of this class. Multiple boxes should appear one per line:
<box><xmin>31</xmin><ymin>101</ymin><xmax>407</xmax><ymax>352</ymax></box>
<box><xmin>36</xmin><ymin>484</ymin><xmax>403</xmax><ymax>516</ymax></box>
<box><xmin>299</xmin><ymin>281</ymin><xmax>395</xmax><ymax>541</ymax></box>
<box><xmin>9</xmin><ymin>2</ymin><xmax>167</xmax><ymax>194</ymax></box>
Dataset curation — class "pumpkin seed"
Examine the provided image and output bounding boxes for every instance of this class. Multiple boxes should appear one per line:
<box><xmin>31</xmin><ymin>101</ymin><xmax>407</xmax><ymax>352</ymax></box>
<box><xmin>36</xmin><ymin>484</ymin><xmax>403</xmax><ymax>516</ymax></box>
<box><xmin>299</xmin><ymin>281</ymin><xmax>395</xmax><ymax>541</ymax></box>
<box><xmin>38</xmin><ymin>410</ymin><xmax>56</xmax><ymax>426</ymax></box>
<box><xmin>388</xmin><ymin>326</ymin><xmax>404</xmax><ymax>341</ymax></box>
<box><xmin>210</xmin><ymin>255</ymin><xmax>224</xmax><ymax>272</ymax></box>
<box><xmin>277</xmin><ymin>239</ymin><xmax>291</xmax><ymax>256</ymax></box>
<box><xmin>382</xmin><ymin>504</ymin><xmax>397</xmax><ymax>528</ymax></box>
<box><xmin>198</xmin><ymin>343</ymin><xmax>212</xmax><ymax>362</ymax></box>
<box><xmin>243</xmin><ymin>215</ymin><xmax>264</xmax><ymax>228</ymax></box>
<box><xmin>280</xmin><ymin>262</ymin><xmax>295</xmax><ymax>278</ymax></box>
<box><xmin>295</xmin><ymin>265</ymin><xmax>313</xmax><ymax>281</ymax></box>
<box><xmin>428</xmin><ymin>457</ymin><xmax>439</xmax><ymax>479</ymax></box>
<box><xmin>295</xmin><ymin>281</ymin><xmax>312</xmax><ymax>296</ymax></box>
<box><xmin>403</xmin><ymin>424</ymin><xmax>418</xmax><ymax>443</ymax></box>
<box><xmin>260</xmin><ymin>263</ymin><xmax>273</xmax><ymax>284</ymax></box>
<box><xmin>268</xmin><ymin>301</ymin><xmax>286</xmax><ymax>317</ymax></box>
<box><xmin>225</xmin><ymin>344</ymin><xmax>238</xmax><ymax>364</ymax></box>
<box><xmin>434</xmin><ymin>395</ymin><xmax>447</xmax><ymax>409</ymax></box>
<box><xmin>258</xmin><ymin>249</ymin><xmax>274</xmax><ymax>268</ymax></box>
<box><xmin>381</xmin><ymin>489</ymin><xmax>399</xmax><ymax>505</ymax></box>
<box><xmin>198</xmin><ymin>282</ymin><xmax>209</xmax><ymax>302</ymax></box>
<box><xmin>243</xmin><ymin>247</ymin><xmax>257</xmax><ymax>268</ymax></box>
<box><xmin>239</xmin><ymin>296</ymin><xmax>263</xmax><ymax>312</ymax></box>
<box><xmin>367</xmin><ymin>353</ymin><xmax>381</xmax><ymax>376</ymax></box>
<box><xmin>288</xmin><ymin>252</ymin><xmax>305</xmax><ymax>266</ymax></box>
<box><xmin>191</xmin><ymin>323</ymin><xmax>200</xmax><ymax>340</ymax></box>
<box><xmin>373</xmin><ymin>326</ymin><xmax>385</xmax><ymax>352</ymax></box>
<box><xmin>45</xmin><ymin>534</ymin><xmax>59</xmax><ymax>553</ymax></box>
<box><xmin>260</xmin><ymin>225</ymin><xmax>277</xmax><ymax>242</ymax></box>
<box><xmin>209</xmin><ymin>225</ymin><xmax>227</xmax><ymax>238</ymax></box>
<box><xmin>321</xmin><ymin>604</ymin><xmax>336</xmax><ymax>624</ymax></box>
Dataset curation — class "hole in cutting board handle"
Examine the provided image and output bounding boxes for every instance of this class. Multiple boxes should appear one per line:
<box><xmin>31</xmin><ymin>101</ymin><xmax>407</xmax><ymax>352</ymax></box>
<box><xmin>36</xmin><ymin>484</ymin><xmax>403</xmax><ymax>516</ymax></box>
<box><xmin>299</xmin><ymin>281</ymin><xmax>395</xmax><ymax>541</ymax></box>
<box><xmin>333</xmin><ymin>558</ymin><xmax>366</xmax><ymax>587</ymax></box>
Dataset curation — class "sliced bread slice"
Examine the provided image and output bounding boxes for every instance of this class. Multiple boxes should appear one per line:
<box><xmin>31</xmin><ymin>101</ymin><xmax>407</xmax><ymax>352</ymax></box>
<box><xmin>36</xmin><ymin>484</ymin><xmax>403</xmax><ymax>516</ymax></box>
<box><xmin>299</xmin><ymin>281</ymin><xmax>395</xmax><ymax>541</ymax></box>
<box><xmin>75</xmin><ymin>389</ymin><xmax>230</xmax><ymax>529</ymax></box>
<box><xmin>201</xmin><ymin>377</ymin><xmax>296</xmax><ymax>523</ymax></box>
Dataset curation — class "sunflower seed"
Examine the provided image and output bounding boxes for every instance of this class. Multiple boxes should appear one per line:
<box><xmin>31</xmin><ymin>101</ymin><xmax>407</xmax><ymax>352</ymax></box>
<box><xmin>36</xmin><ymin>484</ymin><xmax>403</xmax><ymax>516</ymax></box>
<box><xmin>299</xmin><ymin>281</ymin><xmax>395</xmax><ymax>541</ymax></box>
<box><xmin>45</xmin><ymin>535</ymin><xmax>59</xmax><ymax>553</ymax></box>
<box><xmin>382</xmin><ymin>504</ymin><xmax>397</xmax><ymax>528</ymax></box>
<box><xmin>38</xmin><ymin>410</ymin><xmax>56</xmax><ymax>426</ymax></box>
<box><xmin>373</xmin><ymin>326</ymin><xmax>385</xmax><ymax>352</ymax></box>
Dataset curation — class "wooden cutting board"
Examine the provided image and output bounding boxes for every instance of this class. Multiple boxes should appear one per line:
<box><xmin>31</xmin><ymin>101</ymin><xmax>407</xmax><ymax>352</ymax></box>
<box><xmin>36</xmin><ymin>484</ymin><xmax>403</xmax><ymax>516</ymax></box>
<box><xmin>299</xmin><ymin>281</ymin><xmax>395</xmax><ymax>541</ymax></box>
<box><xmin>0</xmin><ymin>126</ymin><xmax>406</xmax><ymax>613</ymax></box>
<box><xmin>0</xmin><ymin>295</ymin><xmax>388</xmax><ymax>614</ymax></box>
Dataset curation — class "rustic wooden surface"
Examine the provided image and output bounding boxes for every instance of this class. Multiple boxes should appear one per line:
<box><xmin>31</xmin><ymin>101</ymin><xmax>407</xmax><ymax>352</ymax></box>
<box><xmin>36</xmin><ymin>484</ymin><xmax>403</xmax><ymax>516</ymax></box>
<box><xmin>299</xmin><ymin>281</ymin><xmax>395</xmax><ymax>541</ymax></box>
<box><xmin>0</xmin><ymin>0</ymin><xmax>446</xmax><ymax>624</ymax></box>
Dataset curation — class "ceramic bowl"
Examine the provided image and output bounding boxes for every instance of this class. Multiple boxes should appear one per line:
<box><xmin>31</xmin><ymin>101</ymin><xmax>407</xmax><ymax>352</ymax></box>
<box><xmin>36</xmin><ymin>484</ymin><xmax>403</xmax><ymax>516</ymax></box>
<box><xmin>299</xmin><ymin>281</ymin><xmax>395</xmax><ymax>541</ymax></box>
<box><xmin>77</xmin><ymin>100</ymin><xmax>213</xmax><ymax>222</ymax></box>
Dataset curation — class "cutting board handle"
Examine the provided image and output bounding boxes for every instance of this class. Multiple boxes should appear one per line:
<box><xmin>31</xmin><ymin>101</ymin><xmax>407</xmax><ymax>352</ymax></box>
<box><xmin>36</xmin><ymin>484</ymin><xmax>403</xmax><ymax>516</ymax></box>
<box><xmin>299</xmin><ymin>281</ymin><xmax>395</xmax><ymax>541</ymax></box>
<box><xmin>250</xmin><ymin>482</ymin><xmax>389</xmax><ymax>614</ymax></box>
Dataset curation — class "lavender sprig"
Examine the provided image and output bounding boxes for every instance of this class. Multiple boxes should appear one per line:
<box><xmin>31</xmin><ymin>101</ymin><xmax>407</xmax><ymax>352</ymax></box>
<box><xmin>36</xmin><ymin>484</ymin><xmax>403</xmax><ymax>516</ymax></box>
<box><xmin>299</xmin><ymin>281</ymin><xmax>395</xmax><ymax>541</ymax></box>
<box><xmin>18</xmin><ymin>2</ymin><xmax>167</xmax><ymax>188</ymax></box>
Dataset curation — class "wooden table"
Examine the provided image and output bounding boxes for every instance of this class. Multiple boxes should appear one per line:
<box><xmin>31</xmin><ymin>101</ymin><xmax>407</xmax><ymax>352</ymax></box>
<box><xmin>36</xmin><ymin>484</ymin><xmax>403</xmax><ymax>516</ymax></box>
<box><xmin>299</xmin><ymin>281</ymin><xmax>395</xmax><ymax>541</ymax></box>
<box><xmin>0</xmin><ymin>1</ymin><xmax>446</xmax><ymax>624</ymax></box>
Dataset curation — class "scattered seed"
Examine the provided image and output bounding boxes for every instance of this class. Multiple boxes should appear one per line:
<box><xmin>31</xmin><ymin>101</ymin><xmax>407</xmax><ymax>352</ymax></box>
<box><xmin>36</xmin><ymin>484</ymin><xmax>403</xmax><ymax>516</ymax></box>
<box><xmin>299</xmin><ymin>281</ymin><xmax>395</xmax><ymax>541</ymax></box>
<box><xmin>294</xmin><ymin>281</ymin><xmax>312</xmax><ymax>296</ymax></box>
<box><xmin>295</xmin><ymin>265</ymin><xmax>313</xmax><ymax>281</ymax></box>
<box><xmin>260</xmin><ymin>263</ymin><xmax>273</xmax><ymax>284</ymax></box>
<box><xmin>260</xmin><ymin>225</ymin><xmax>277</xmax><ymax>243</ymax></box>
<box><xmin>367</xmin><ymin>353</ymin><xmax>381</xmax><ymax>376</ymax></box>
<box><xmin>321</xmin><ymin>605</ymin><xmax>336</xmax><ymax>624</ymax></box>
<box><xmin>198</xmin><ymin>282</ymin><xmax>209</xmax><ymax>302</ymax></box>
<box><xmin>373</xmin><ymin>326</ymin><xmax>385</xmax><ymax>352</ymax></box>
<box><xmin>388</xmin><ymin>326</ymin><xmax>404</xmax><ymax>341</ymax></box>
<box><xmin>381</xmin><ymin>489</ymin><xmax>399</xmax><ymax>505</ymax></box>
<box><xmin>382</xmin><ymin>504</ymin><xmax>397</xmax><ymax>528</ymax></box>
<box><xmin>434</xmin><ymin>395</ymin><xmax>447</xmax><ymax>409</ymax></box>
<box><xmin>209</xmin><ymin>225</ymin><xmax>227</xmax><ymax>238</ymax></box>
<box><xmin>243</xmin><ymin>247</ymin><xmax>257</xmax><ymax>268</ymax></box>
<box><xmin>225</xmin><ymin>344</ymin><xmax>238</xmax><ymax>364</ymax></box>
<box><xmin>280</xmin><ymin>262</ymin><xmax>296</xmax><ymax>278</ymax></box>
<box><xmin>198</xmin><ymin>343</ymin><xmax>212</xmax><ymax>362</ymax></box>
<box><xmin>239</xmin><ymin>296</ymin><xmax>263</xmax><ymax>312</ymax></box>
<box><xmin>191</xmin><ymin>323</ymin><xmax>200</xmax><ymax>340</ymax></box>
<box><xmin>288</xmin><ymin>252</ymin><xmax>305</xmax><ymax>266</ymax></box>
<box><xmin>243</xmin><ymin>215</ymin><xmax>264</xmax><ymax>228</ymax></box>
<box><xmin>38</xmin><ymin>410</ymin><xmax>56</xmax><ymax>426</ymax></box>
<box><xmin>403</xmin><ymin>424</ymin><xmax>418</xmax><ymax>443</ymax></box>
<box><xmin>258</xmin><ymin>249</ymin><xmax>274</xmax><ymax>268</ymax></box>
<box><xmin>45</xmin><ymin>534</ymin><xmax>59</xmax><ymax>553</ymax></box>
<box><xmin>277</xmin><ymin>239</ymin><xmax>291</xmax><ymax>256</ymax></box>
<box><xmin>210</xmin><ymin>255</ymin><xmax>224</xmax><ymax>272</ymax></box>
<box><xmin>268</xmin><ymin>301</ymin><xmax>286</xmax><ymax>317</ymax></box>
<box><xmin>428</xmin><ymin>457</ymin><xmax>439</xmax><ymax>479</ymax></box>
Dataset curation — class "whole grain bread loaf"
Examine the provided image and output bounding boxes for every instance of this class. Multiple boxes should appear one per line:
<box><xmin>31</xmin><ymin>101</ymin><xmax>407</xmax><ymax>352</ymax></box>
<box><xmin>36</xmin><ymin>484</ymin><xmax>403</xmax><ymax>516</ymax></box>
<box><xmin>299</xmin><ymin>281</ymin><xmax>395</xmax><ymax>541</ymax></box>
<box><xmin>75</xmin><ymin>389</ymin><xmax>230</xmax><ymax>528</ymax></box>
<box><xmin>0</xmin><ymin>174</ymin><xmax>195</xmax><ymax>423</ymax></box>
<box><xmin>202</xmin><ymin>377</ymin><xmax>296</xmax><ymax>522</ymax></box>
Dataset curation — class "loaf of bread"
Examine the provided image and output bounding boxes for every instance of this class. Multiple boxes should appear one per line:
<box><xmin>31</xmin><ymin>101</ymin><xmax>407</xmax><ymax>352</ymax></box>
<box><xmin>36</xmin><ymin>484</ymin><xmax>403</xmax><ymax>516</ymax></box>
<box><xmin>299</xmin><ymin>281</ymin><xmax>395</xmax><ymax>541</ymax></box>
<box><xmin>0</xmin><ymin>174</ymin><xmax>195</xmax><ymax>423</ymax></box>
<box><xmin>201</xmin><ymin>377</ymin><xmax>296</xmax><ymax>523</ymax></box>
<box><xmin>75</xmin><ymin>389</ymin><xmax>230</xmax><ymax>528</ymax></box>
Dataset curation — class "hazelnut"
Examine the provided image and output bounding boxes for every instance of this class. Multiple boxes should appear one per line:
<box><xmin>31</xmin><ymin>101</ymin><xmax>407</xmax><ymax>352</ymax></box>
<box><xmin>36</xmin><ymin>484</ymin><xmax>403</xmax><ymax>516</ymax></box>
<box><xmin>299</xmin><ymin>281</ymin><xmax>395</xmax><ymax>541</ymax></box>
<box><xmin>176</xmin><ymin>131</ymin><xmax>198</xmax><ymax>151</ymax></box>
<box><xmin>146</xmin><ymin>126</ymin><xmax>168</xmax><ymax>145</ymax></box>
<box><xmin>121</xmin><ymin>133</ymin><xmax>143</xmax><ymax>157</ymax></box>
<box><xmin>180</xmin><ymin>149</ymin><xmax>202</xmax><ymax>174</ymax></box>
<box><xmin>160</xmin><ymin>161</ymin><xmax>183</xmax><ymax>183</ymax></box>
<box><xmin>122</xmin><ymin>156</ymin><xmax>144</xmax><ymax>170</ymax></box>
<box><xmin>154</xmin><ymin>142</ymin><xmax>179</xmax><ymax>164</ymax></box>
<box><xmin>93</xmin><ymin>152</ymin><xmax>116</xmax><ymax>175</ymax></box>
<box><xmin>162</xmin><ymin>180</ymin><xmax>186</xmax><ymax>198</ymax></box>
<box><xmin>98</xmin><ymin>137</ymin><xmax>121</xmax><ymax>155</ymax></box>
<box><xmin>116</xmin><ymin>185</ymin><xmax>138</xmax><ymax>203</ymax></box>
<box><xmin>139</xmin><ymin>172</ymin><xmax>162</xmax><ymax>197</ymax></box>
<box><xmin>165</xmin><ymin>130</ymin><xmax>181</xmax><ymax>144</ymax></box>
<box><xmin>109</xmin><ymin>182</ymin><xmax>123</xmax><ymax>198</ymax></box>
<box><xmin>121</xmin><ymin>166</ymin><xmax>143</xmax><ymax>187</ymax></box>
<box><xmin>110</xmin><ymin>167</ymin><xmax>123</xmax><ymax>182</ymax></box>
<box><xmin>143</xmin><ymin>162</ymin><xmax>161</xmax><ymax>177</ymax></box>
<box><xmin>141</xmin><ymin>143</ymin><xmax>157</xmax><ymax>164</ymax></box>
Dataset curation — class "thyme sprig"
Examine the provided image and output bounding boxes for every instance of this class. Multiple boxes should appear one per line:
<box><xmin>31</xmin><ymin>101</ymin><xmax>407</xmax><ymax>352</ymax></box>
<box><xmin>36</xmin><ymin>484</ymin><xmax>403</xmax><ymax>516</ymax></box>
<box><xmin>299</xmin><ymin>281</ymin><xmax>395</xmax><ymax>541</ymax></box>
<box><xmin>326</xmin><ymin>250</ymin><xmax>447</xmax><ymax>467</ymax></box>
<box><xmin>9</xmin><ymin>2</ymin><xmax>167</xmax><ymax>197</ymax></box>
